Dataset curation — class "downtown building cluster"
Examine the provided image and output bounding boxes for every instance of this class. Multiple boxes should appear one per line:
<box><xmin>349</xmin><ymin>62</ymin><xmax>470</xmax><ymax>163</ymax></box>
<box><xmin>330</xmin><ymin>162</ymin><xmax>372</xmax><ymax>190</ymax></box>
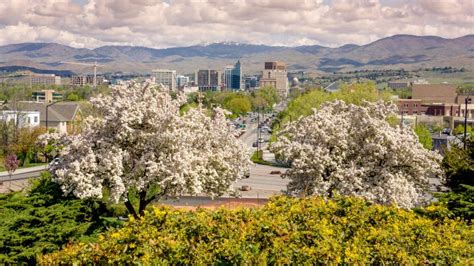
<box><xmin>150</xmin><ymin>61</ymin><xmax>289</xmax><ymax>98</ymax></box>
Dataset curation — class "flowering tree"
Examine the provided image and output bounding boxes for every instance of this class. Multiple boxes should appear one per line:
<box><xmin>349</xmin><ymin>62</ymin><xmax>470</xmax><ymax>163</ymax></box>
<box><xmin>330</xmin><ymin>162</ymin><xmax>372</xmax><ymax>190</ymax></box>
<box><xmin>4</xmin><ymin>153</ymin><xmax>19</xmax><ymax>178</ymax></box>
<box><xmin>45</xmin><ymin>82</ymin><xmax>250</xmax><ymax>218</ymax></box>
<box><xmin>270</xmin><ymin>100</ymin><xmax>443</xmax><ymax>208</ymax></box>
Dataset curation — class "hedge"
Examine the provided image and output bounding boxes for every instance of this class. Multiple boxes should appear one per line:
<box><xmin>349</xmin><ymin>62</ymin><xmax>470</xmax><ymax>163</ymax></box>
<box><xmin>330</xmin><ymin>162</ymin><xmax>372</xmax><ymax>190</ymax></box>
<box><xmin>41</xmin><ymin>196</ymin><xmax>473</xmax><ymax>264</ymax></box>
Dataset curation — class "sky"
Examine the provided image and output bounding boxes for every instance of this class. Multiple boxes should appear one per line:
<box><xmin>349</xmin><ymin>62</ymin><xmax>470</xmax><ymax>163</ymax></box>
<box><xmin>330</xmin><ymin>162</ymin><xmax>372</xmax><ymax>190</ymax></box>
<box><xmin>0</xmin><ymin>0</ymin><xmax>472</xmax><ymax>49</ymax></box>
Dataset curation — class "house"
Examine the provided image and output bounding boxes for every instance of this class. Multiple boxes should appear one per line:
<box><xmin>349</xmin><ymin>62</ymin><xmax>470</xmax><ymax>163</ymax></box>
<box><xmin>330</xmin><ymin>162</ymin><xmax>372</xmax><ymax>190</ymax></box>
<box><xmin>0</xmin><ymin>110</ymin><xmax>41</xmax><ymax>128</ymax></box>
<box><xmin>17</xmin><ymin>102</ymin><xmax>82</xmax><ymax>134</ymax></box>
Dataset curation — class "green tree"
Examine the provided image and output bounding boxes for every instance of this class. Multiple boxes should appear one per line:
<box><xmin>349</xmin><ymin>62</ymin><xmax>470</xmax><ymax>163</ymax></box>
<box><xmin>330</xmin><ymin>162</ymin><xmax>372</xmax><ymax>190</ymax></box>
<box><xmin>414</xmin><ymin>124</ymin><xmax>433</xmax><ymax>150</ymax></box>
<box><xmin>0</xmin><ymin>172</ymin><xmax>123</xmax><ymax>264</ymax></box>
<box><xmin>66</xmin><ymin>93</ymin><xmax>80</xmax><ymax>101</ymax></box>
<box><xmin>224</xmin><ymin>97</ymin><xmax>251</xmax><ymax>116</ymax></box>
<box><xmin>255</xmin><ymin>86</ymin><xmax>280</xmax><ymax>110</ymax></box>
<box><xmin>442</xmin><ymin>140</ymin><xmax>474</xmax><ymax>190</ymax></box>
<box><xmin>437</xmin><ymin>140</ymin><xmax>474</xmax><ymax>221</ymax></box>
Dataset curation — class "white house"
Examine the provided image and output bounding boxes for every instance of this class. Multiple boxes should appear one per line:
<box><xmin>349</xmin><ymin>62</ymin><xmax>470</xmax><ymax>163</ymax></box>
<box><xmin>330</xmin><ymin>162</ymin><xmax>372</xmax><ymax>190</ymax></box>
<box><xmin>0</xmin><ymin>110</ymin><xmax>41</xmax><ymax>128</ymax></box>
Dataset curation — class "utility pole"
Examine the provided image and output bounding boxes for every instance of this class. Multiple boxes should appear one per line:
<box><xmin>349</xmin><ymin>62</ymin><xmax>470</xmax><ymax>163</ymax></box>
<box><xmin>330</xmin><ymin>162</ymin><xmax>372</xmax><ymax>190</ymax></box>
<box><xmin>464</xmin><ymin>94</ymin><xmax>472</xmax><ymax>150</ymax></box>
<box><xmin>93</xmin><ymin>61</ymin><xmax>97</xmax><ymax>89</ymax></box>
<box><xmin>256</xmin><ymin>108</ymin><xmax>260</xmax><ymax>155</ymax></box>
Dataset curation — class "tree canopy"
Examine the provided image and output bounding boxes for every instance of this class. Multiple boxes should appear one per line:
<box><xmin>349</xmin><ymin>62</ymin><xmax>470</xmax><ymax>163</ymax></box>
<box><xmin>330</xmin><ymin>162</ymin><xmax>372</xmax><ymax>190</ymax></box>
<box><xmin>271</xmin><ymin>100</ymin><xmax>442</xmax><ymax>208</ymax></box>
<box><xmin>43</xmin><ymin>82</ymin><xmax>250</xmax><ymax>218</ymax></box>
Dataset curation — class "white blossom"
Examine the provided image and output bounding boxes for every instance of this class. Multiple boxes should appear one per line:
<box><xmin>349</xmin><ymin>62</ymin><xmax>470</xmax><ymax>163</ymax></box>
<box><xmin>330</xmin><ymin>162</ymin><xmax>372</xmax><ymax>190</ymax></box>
<box><xmin>270</xmin><ymin>100</ymin><xmax>443</xmax><ymax>208</ymax></box>
<box><xmin>45</xmin><ymin>82</ymin><xmax>250</xmax><ymax>205</ymax></box>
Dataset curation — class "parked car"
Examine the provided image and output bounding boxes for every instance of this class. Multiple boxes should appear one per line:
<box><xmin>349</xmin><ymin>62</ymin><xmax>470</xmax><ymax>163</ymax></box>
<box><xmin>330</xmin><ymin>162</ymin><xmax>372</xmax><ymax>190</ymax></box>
<box><xmin>252</xmin><ymin>141</ymin><xmax>258</xmax><ymax>147</ymax></box>
<box><xmin>48</xmin><ymin>158</ymin><xmax>60</xmax><ymax>167</ymax></box>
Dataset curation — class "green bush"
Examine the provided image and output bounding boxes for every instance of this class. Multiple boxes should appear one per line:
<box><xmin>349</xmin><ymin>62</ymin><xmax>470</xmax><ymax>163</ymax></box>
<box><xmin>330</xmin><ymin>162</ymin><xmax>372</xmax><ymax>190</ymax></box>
<box><xmin>42</xmin><ymin>196</ymin><xmax>473</xmax><ymax>264</ymax></box>
<box><xmin>0</xmin><ymin>172</ymin><xmax>124</xmax><ymax>264</ymax></box>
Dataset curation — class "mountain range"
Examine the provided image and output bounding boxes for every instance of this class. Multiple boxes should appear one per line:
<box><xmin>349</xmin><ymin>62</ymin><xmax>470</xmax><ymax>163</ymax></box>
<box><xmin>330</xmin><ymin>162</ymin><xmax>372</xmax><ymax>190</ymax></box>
<box><xmin>0</xmin><ymin>34</ymin><xmax>473</xmax><ymax>75</ymax></box>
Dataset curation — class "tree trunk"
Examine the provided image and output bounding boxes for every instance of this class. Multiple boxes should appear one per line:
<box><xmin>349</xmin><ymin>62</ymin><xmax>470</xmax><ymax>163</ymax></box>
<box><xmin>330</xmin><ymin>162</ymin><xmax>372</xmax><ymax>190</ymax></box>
<box><xmin>124</xmin><ymin>200</ymin><xmax>138</xmax><ymax>219</ymax></box>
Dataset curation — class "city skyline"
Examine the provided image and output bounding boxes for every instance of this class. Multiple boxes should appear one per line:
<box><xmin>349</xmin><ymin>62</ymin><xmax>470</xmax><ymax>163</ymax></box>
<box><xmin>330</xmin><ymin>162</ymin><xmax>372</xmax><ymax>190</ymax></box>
<box><xmin>0</xmin><ymin>0</ymin><xmax>472</xmax><ymax>49</ymax></box>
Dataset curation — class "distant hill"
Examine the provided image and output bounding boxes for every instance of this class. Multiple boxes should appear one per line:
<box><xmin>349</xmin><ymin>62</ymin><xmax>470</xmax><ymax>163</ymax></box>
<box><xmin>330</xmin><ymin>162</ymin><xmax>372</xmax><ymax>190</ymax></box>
<box><xmin>0</xmin><ymin>34</ymin><xmax>472</xmax><ymax>74</ymax></box>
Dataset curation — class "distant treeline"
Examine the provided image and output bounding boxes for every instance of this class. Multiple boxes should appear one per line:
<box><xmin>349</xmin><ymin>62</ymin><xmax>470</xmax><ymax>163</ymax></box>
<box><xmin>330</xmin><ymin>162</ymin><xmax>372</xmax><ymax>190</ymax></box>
<box><xmin>0</xmin><ymin>66</ymin><xmax>74</xmax><ymax>77</ymax></box>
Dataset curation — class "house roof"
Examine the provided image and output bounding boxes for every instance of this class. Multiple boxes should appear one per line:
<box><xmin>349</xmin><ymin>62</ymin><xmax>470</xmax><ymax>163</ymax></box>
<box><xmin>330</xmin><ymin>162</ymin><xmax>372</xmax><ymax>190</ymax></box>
<box><xmin>12</xmin><ymin>101</ymin><xmax>80</xmax><ymax>122</ymax></box>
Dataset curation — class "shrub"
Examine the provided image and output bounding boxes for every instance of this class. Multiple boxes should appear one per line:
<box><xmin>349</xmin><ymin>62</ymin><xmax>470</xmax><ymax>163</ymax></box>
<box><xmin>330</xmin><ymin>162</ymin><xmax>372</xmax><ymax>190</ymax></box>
<box><xmin>0</xmin><ymin>172</ymin><xmax>123</xmax><ymax>264</ymax></box>
<box><xmin>42</xmin><ymin>196</ymin><xmax>473</xmax><ymax>264</ymax></box>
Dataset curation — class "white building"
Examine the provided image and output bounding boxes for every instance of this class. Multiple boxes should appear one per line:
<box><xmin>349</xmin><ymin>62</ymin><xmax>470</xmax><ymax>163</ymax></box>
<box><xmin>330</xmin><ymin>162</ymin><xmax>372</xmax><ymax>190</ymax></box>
<box><xmin>152</xmin><ymin>69</ymin><xmax>177</xmax><ymax>91</ymax></box>
<box><xmin>30</xmin><ymin>74</ymin><xmax>61</xmax><ymax>86</ymax></box>
<box><xmin>0</xmin><ymin>110</ymin><xmax>40</xmax><ymax>128</ymax></box>
<box><xmin>182</xmin><ymin>86</ymin><xmax>199</xmax><ymax>94</ymax></box>
<box><xmin>259</xmin><ymin>61</ymin><xmax>288</xmax><ymax>98</ymax></box>
<box><xmin>176</xmin><ymin>75</ymin><xmax>189</xmax><ymax>88</ymax></box>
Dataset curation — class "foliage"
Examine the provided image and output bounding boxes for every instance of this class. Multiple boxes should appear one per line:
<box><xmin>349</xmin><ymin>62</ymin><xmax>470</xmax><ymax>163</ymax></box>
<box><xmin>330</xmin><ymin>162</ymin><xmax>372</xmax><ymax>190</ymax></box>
<box><xmin>271</xmin><ymin>100</ymin><xmax>442</xmax><ymax>208</ymax></box>
<box><xmin>11</xmin><ymin>126</ymin><xmax>47</xmax><ymax>166</ymax></box>
<box><xmin>4</xmin><ymin>153</ymin><xmax>19</xmax><ymax>177</ymax></box>
<box><xmin>42</xmin><ymin>196</ymin><xmax>474</xmax><ymax>265</ymax></box>
<box><xmin>278</xmin><ymin>82</ymin><xmax>391</xmax><ymax>125</ymax></box>
<box><xmin>250</xmin><ymin>150</ymin><xmax>274</xmax><ymax>166</ymax></box>
<box><xmin>438</xmin><ymin>140</ymin><xmax>474</xmax><ymax>221</ymax></box>
<box><xmin>387</xmin><ymin>87</ymin><xmax>411</xmax><ymax>99</ymax></box>
<box><xmin>254</xmin><ymin>86</ymin><xmax>280</xmax><ymax>111</ymax></box>
<box><xmin>442</xmin><ymin>140</ymin><xmax>474</xmax><ymax>191</ymax></box>
<box><xmin>224</xmin><ymin>96</ymin><xmax>252</xmax><ymax>116</ymax></box>
<box><xmin>0</xmin><ymin>172</ymin><xmax>122</xmax><ymax>264</ymax></box>
<box><xmin>66</xmin><ymin>93</ymin><xmax>80</xmax><ymax>101</ymax></box>
<box><xmin>435</xmin><ymin>185</ymin><xmax>474</xmax><ymax>221</ymax></box>
<box><xmin>42</xmin><ymin>82</ymin><xmax>250</xmax><ymax>218</ymax></box>
<box><xmin>453</xmin><ymin>124</ymin><xmax>473</xmax><ymax>135</ymax></box>
<box><xmin>414</xmin><ymin>124</ymin><xmax>433</xmax><ymax>150</ymax></box>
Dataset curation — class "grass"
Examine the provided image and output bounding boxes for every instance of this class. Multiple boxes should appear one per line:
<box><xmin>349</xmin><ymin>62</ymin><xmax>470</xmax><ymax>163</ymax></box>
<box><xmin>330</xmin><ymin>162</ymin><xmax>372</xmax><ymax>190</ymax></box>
<box><xmin>250</xmin><ymin>150</ymin><xmax>275</xmax><ymax>166</ymax></box>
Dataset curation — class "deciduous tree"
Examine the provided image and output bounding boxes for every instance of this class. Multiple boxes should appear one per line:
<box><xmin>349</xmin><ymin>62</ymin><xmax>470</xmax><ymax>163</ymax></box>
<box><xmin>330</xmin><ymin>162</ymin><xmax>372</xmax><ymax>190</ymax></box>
<box><xmin>271</xmin><ymin>100</ymin><xmax>443</xmax><ymax>208</ymax></box>
<box><xmin>43</xmin><ymin>82</ymin><xmax>250</xmax><ymax>218</ymax></box>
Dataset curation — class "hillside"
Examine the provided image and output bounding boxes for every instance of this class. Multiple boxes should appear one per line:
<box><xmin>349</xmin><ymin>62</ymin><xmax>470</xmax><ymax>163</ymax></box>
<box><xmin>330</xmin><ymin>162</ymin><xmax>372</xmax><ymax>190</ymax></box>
<box><xmin>0</xmin><ymin>35</ymin><xmax>472</xmax><ymax>74</ymax></box>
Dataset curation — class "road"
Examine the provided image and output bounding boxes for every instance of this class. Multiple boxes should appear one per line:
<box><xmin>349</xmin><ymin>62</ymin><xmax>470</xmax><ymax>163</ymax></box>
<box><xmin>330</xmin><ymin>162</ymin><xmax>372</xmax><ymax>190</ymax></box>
<box><xmin>0</xmin><ymin>166</ymin><xmax>46</xmax><ymax>182</ymax></box>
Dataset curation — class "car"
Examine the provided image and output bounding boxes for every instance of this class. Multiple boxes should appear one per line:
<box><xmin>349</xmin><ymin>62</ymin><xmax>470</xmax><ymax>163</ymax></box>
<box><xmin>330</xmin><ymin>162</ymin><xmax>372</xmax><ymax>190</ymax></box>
<box><xmin>243</xmin><ymin>171</ymin><xmax>250</xmax><ymax>179</ymax></box>
<box><xmin>252</xmin><ymin>141</ymin><xmax>258</xmax><ymax>147</ymax></box>
<box><xmin>48</xmin><ymin>158</ymin><xmax>60</xmax><ymax>167</ymax></box>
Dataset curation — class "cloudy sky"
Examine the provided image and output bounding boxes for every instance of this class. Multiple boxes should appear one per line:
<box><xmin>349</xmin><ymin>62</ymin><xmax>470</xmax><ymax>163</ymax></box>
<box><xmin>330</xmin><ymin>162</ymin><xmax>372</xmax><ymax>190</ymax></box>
<box><xmin>0</xmin><ymin>0</ymin><xmax>472</xmax><ymax>49</ymax></box>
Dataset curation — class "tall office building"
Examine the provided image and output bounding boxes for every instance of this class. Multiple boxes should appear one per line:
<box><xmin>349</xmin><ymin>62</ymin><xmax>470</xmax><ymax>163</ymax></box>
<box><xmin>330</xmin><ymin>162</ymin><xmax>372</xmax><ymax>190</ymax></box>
<box><xmin>224</xmin><ymin>60</ymin><xmax>243</xmax><ymax>90</ymax></box>
<box><xmin>195</xmin><ymin>69</ymin><xmax>221</xmax><ymax>91</ymax></box>
<box><xmin>29</xmin><ymin>74</ymin><xmax>61</xmax><ymax>86</ymax></box>
<box><xmin>224</xmin><ymin>66</ymin><xmax>233</xmax><ymax>90</ymax></box>
<box><xmin>259</xmin><ymin>61</ymin><xmax>288</xmax><ymax>98</ymax></box>
<box><xmin>151</xmin><ymin>69</ymin><xmax>177</xmax><ymax>91</ymax></box>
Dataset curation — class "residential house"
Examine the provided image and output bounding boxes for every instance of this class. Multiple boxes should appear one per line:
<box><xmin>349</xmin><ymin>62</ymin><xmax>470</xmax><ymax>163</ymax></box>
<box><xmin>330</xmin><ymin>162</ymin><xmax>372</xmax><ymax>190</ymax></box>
<box><xmin>19</xmin><ymin>102</ymin><xmax>82</xmax><ymax>134</ymax></box>
<box><xmin>0</xmin><ymin>110</ymin><xmax>40</xmax><ymax>128</ymax></box>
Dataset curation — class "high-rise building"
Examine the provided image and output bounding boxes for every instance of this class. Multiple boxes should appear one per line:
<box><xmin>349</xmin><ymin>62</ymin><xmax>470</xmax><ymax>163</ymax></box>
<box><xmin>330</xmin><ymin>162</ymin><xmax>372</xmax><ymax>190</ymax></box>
<box><xmin>151</xmin><ymin>69</ymin><xmax>177</xmax><ymax>91</ymax></box>
<box><xmin>224</xmin><ymin>66</ymin><xmax>233</xmax><ymax>90</ymax></box>
<box><xmin>29</xmin><ymin>74</ymin><xmax>61</xmax><ymax>86</ymax></box>
<box><xmin>195</xmin><ymin>69</ymin><xmax>221</xmax><ymax>91</ymax></box>
<box><xmin>259</xmin><ymin>61</ymin><xmax>288</xmax><ymax>98</ymax></box>
<box><xmin>224</xmin><ymin>60</ymin><xmax>243</xmax><ymax>90</ymax></box>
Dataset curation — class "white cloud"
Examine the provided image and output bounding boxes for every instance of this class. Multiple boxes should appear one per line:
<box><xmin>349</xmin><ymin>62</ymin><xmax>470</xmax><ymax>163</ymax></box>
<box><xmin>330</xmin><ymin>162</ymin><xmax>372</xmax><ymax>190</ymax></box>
<box><xmin>0</xmin><ymin>0</ymin><xmax>472</xmax><ymax>48</ymax></box>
